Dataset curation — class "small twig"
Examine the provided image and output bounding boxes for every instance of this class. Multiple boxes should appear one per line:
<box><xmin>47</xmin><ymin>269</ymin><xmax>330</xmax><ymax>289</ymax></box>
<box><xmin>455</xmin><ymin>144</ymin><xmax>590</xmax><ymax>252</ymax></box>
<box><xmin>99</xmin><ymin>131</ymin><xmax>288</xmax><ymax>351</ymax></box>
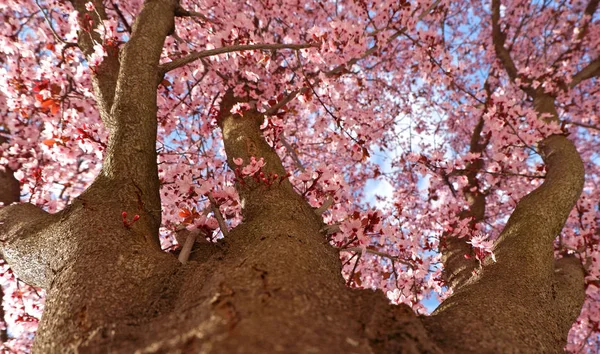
<box><xmin>567</xmin><ymin>120</ymin><xmax>600</xmax><ymax>131</ymax></box>
<box><xmin>35</xmin><ymin>0</ymin><xmax>70</xmax><ymax>44</ymax></box>
<box><xmin>341</xmin><ymin>252</ymin><xmax>359</xmax><ymax>267</ymax></box>
<box><xmin>314</xmin><ymin>197</ymin><xmax>334</xmax><ymax>215</ymax></box>
<box><xmin>208</xmin><ymin>192</ymin><xmax>229</xmax><ymax>237</ymax></box>
<box><xmin>280</xmin><ymin>134</ymin><xmax>306</xmax><ymax>172</ymax></box>
<box><xmin>346</xmin><ymin>252</ymin><xmax>362</xmax><ymax>286</ymax></box>
<box><xmin>297</xmin><ymin>51</ymin><xmax>364</xmax><ymax>147</ymax></box>
<box><xmin>173</xmin><ymin>6</ymin><xmax>219</xmax><ymax>24</ymax></box>
<box><xmin>178</xmin><ymin>231</ymin><xmax>197</xmax><ymax>264</ymax></box>
<box><xmin>264</xmin><ymin>89</ymin><xmax>301</xmax><ymax>116</ymax></box>
<box><xmin>391</xmin><ymin>259</ymin><xmax>400</xmax><ymax>288</ymax></box>
<box><xmin>342</xmin><ymin>246</ymin><xmax>414</xmax><ymax>268</ymax></box>
<box><xmin>110</xmin><ymin>1</ymin><xmax>132</xmax><ymax>33</ymax></box>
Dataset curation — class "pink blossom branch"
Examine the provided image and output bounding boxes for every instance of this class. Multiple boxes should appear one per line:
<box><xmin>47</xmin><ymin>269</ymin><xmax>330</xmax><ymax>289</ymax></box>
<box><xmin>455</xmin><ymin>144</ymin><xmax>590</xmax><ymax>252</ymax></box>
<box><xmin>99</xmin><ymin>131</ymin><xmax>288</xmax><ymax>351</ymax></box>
<box><xmin>570</xmin><ymin>57</ymin><xmax>600</xmax><ymax>88</ymax></box>
<box><xmin>35</xmin><ymin>0</ymin><xmax>74</xmax><ymax>45</ymax></box>
<box><xmin>159</xmin><ymin>43</ymin><xmax>318</xmax><ymax>74</ymax></box>
<box><xmin>341</xmin><ymin>247</ymin><xmax>413</xmax><ymax>268</ymax></box>
<box><xmin>326</xmin><ymin>0</ymin><xmax>441</xmax><ymax>77</ymax></box>
<box><xmin>552</xmin><ymin>0</ymin><xmax>599</xmax><ymax>69</ymax></box>
<box><xmin>110</xmin><ymin>0</ymin><xmax>132</xmax><ymax>33</ymax></box>
<box><xmin>567</xmin><ymin>120</ymin><xmax>600</xmax><ymax>131</ymax></box>
<box><xmin>491</xmin><ymin>0</ymin><xmax>535</xmax><ymax>95</ymax></box>
<box><xmin>266</xmin><ymin>0</ymin><xmax>441</xmax><ymax>120</ymax></box>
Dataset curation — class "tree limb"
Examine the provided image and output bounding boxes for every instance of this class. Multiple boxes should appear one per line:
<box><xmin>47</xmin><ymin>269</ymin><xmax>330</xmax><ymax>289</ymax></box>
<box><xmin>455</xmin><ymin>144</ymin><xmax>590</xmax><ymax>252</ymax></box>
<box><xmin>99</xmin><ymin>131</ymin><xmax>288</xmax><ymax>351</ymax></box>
<box><xmin>208</xmin><ymin>192</ymin><xmax>228</xmax><ymax>237</ymax></box>
<box><xmin>440</xmin><ymin>79</ymin><xmax>494</xmax><ymax>290</ymax></box>
<box><xmin>70</xmin><ymin>0</ymin><xmax>120</xmax><ymax>126</ymax></box>
<box><xmin>491</xmin><ymin>0</ymin><xmax>530</xmax><ymax>92</ymax></box>
<box><xmin>159</xmin><ymin>43</ymin><xmax>318</xmax><ymax>74</ymax></box>
<box><xmin>551</xmin><ymin>0</ymin><xmax>599</xmax><ymax>71</ymax></box>
<box><xmin>570</xmin><ymin>56</ymin><xmax>600</xmax><ymax>88</ymax></box>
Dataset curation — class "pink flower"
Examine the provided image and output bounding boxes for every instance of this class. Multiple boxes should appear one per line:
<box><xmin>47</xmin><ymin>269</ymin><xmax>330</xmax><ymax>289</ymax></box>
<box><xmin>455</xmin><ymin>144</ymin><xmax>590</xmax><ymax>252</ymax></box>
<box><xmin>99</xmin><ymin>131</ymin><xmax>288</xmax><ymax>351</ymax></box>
<box><xmin>89</xmin><ymin>43</ymin><xmax>107</xmax><ymax>67</ymax></box>
<box><xmin>85</xmin><ymin>2</ymin><xmax>95</xmax><ymax>11</ymax></box>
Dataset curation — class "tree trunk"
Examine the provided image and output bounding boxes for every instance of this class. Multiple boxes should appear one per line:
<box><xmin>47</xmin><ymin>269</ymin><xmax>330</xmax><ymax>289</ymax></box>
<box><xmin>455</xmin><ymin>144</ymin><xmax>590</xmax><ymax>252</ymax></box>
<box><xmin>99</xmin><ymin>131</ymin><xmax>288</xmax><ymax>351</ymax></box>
<box><xmin>0</xmin><ymin>0</ymin><xmax>587</xmax><ymax>352</ymax></box>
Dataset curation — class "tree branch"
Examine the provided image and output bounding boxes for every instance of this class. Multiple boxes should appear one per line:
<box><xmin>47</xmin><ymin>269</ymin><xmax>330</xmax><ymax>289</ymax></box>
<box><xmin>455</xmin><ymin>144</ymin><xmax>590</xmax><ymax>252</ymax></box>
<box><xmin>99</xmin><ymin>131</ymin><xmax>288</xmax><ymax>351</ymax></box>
<box><xmin>440</xmin><ymin>80</ymin><xmax>494</xmax><ymax>290</ymax></box>
<box><xmin>553</xmin><ymin>255</ymin><xmax>586</xmax><ymax>334</ymax></box>
<box><xmin>341</xmin><ymin>247</ymin><xmax>413</xmax><ymax>268</ymax></box>
<box><xmin>264</xmin><ymin>89</ymin><xmax>301</xmax><ymax>116</ymax></box>
<box><xmin>280</xmin><ymin>133</ymin><xmax>306</xmax><ymax>172</ymax></box>
<box><xmin>70</xmin><ymin>0</ymin><xmax>120</xmax><ymax>126</ymax></box>
<box><xmin>159</xmin><ymin>43</ymin><xmax>318</xmax><ymax>74</ymax></box>
<box><xmin>551</xmin><ymin>0</ymin><xmax>599</xmax><ymax>71</ymax></box>
<box><xmin>325</xmin><ymin>0</ymin><xmax>441</xmax><ymax>77</ymax></box>
<box><xmin>208</xmin><ymin>193</ymin><xmax>228</xmax><ymax>237</ymax></box>
<box><xmin>570</xmin><ymin>56</ymin><xmax>600</xmax><ymax>88</ymax></box>
<box><xmin>110</xmin><ymin>0</ymin><xmax>132</xmax><ymax>34</ymax></box>
<box><xmin>0</xmin><ymin>135</ymin><xmax>19</xmax><ymax>342</ymax></box>
<box><xmin>491</xmin><ymin>0</ymin><xmax>526</xmax><ymax>89</ymax></box>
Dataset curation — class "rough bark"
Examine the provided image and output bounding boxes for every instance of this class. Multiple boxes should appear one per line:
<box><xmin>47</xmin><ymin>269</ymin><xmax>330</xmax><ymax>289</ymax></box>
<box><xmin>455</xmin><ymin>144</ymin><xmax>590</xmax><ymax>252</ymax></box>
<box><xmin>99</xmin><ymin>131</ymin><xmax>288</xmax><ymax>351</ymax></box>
<box><xmin>440</xmin><ymin>82</ymin><xmax>493</xmax><ymax>290</ymax></box>
<box><xmin>0</xmin><ymin>0</ymin><xmax>588</xmax><ymax>352</ymax></box>
<box><xmin>0</xmin><ymin>134</ymin><xmax>21</xmax><ymax>342</ymax></box>
<box><xmin>425</xmin><ymin>3</ymin><xmax>588</xmax><ymax>352</ymax></box>
<box><xmin>425</xmin><ymin>134</ymin><xmax>585</xmax><ymax>353</ymax></box>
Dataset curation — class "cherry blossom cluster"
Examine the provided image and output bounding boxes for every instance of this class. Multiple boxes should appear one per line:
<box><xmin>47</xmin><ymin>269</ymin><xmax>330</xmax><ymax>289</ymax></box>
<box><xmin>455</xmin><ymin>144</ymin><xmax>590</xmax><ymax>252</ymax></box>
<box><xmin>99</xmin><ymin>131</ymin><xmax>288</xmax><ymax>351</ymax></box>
<box><xmin>0</xmin><ymin>0</ymin><xmax>598</xmax><ymax>351</ymax></box>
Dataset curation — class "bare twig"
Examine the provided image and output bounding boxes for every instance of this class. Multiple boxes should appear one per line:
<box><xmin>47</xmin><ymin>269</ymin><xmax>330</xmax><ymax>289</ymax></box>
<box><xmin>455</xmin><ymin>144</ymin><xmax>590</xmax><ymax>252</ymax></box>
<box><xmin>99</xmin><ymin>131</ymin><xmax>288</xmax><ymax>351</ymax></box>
<box><xmin>346</xmin><ymin>251</ymin><xmax>362</xmax><ymax>286</ymax></box>
<box><xmin>280</xmin><ymin>134</ymin><xmax>306</xmax><ymax>172</ymax></box>
<box><xmin>110</xmin><ymin>1</ymin><xmax>132</xmax><ymax>33</ymax></box>
<box><xmin>208</xmin><ymin>192</ymin><xmax>228</xmax><ymax>237</ymax></box>
<box><xmin>264</xmin><ymin>89</ymin><xmax>301</xmax><ymax>116</ymax></box>
<box><xmin>567</xmin><ymin>120</ymin><xmax>600</xmax><ymax>131</ymax></box>
<box><xmin>342</xmin><ymin>246</ymin><xmax>413</xmax><ymax>268</ymax></box>
<box><xmin>314</xmin><ymin>197</ymin><xmax>334</xmax><ymax>215</ymax></box>
<box><xmin>178</xmin><ymin>232</ymin><xmax>197</xmax><ymax>264</ymax></box>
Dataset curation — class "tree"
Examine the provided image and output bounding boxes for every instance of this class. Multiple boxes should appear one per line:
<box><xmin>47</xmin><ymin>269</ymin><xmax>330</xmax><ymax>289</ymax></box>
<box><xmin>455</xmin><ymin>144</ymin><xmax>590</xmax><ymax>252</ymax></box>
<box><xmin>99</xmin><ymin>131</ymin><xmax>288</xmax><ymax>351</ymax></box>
<box><xmin>0</xmin><ymin>0</ymin><xmax>598</xmax><ymax>352</ymax></box>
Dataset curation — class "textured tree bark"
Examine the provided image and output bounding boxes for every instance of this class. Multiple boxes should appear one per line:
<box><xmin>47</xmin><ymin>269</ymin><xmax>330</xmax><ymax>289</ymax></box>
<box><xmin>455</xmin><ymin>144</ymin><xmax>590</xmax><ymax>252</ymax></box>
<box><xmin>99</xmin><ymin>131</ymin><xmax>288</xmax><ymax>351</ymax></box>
<box><xmin>0</xmin><ymin>135</ymin><xmax>19</xmax><ymax>342</ymax></box>
<box><xmin>425</xmin><ymin>134</ymin><xmax>585</xmax><ymax>353</ymax></box>
<box><xmin>441</xmin><ymin>82</ymin><xmax>493</xmax><ymax>290</ymax></box>
<box><xmin>0</xmin><ymin>0</ymin><xmax>587</xmax><ymax>353</ymax></box>
<box><xmin>425</xmin><ymin>2</ymin><xmax>588</xmax><ymax>352</ymax></box>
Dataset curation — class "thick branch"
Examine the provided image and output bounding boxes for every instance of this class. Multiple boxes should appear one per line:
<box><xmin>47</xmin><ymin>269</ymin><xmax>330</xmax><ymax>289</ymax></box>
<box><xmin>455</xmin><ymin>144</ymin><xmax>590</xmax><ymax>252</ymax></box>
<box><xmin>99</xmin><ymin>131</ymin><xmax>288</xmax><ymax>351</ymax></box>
<box><xmin>159</xmin><ymin>43</ymin><xmax>317</xmax><ymax>74</ymax></box>
<box><xmin>217</xmin><ymin>90</ymin><xmax>309</xmax><ymax>221</ymax></box>
<box><xmin>491</xmin><ymin>0</ymin><xmax>519</xmax><ymax>81</ymax></box>
<box><xmin>70</xmin><ymin>0</ymin><xmax>120</xmax><ymax>126</ymax></box>
<box><xmin>491</xmin><ymin>135</ymin><xmax>584</xmax><ymax>278</ymax></box>
<box><xmin>101</xmin><ymin>0</ymin><xmax>178</xmax><ymax>233</ymax></box>
<box><xmin>570</xmin><ymin>56</ymin><xmax>600</xmax><ymax>88</ymax></box>
<box><xmin>0</xmin><ymin>136</ymin><xmax>19</xmax><ymax>342</ymax></box>
<box><xmin>427</xmin><ymin>135</ymin><xmax>585</xmax><ymax>353</ymax></box>
<box><xmin>0</xmin><ymin>166</ymin><xmax>20</xmax><ymax>207</ymax></box>
<box><xmin>553</xmin><ymin>255</ymin><xmax>586</xmax><ymax>334</ymax></box>
<box><xmin>441</xmin><ymin>116</ymin><xmax>488</xmax><ymax>290</ymax></box>
<box><xmin>441</xmin><ymin>79</ymin><xmax>494</xmax><ymax>290</ymax></box>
